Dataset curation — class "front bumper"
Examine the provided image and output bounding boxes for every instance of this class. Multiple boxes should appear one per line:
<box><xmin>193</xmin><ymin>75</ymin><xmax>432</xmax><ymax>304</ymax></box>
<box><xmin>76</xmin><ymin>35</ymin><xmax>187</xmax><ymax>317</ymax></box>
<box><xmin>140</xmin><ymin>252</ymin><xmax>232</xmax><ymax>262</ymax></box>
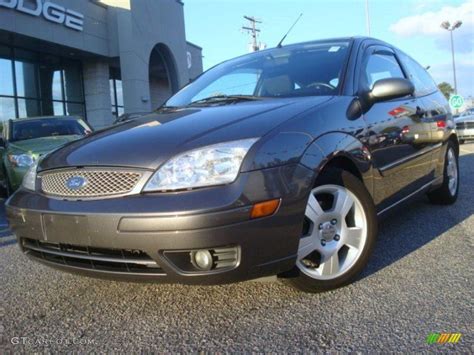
<box><xmin>6</xmin><ymin>164</ymin><xmax>314</xmax><ymax>284</ymax></box>
<box><xmin>456</xmin><ymin>128</ymin><xmax>474</xmax><ymax>140</ymax></box>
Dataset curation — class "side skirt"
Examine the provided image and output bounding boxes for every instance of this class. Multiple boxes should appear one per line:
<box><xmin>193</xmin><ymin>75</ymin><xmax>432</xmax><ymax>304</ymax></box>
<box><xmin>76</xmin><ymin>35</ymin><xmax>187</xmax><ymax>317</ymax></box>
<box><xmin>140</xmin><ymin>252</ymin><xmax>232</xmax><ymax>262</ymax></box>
<box><xmin>377</xmin><ymin>176</ymin><xmax>443</xmax><ymax>217</ymax></box>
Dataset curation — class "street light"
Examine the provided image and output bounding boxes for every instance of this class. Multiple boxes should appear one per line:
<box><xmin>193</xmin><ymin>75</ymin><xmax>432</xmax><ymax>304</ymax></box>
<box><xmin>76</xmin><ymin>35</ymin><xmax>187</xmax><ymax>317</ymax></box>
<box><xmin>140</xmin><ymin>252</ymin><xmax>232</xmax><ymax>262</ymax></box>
<box><xmin>441</xmin><ymin>20</ymin><xmax>463</xmax><ymax>94</ymax></box>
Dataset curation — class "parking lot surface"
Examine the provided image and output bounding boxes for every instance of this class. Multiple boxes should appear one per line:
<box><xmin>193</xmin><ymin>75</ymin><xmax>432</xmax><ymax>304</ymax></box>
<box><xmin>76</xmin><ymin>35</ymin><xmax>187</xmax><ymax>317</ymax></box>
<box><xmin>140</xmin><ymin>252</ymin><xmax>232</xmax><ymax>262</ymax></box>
<box><xmin>0</xmin><ymin>144</ymin><xmax>473</xmax><ymax>352</ymax></box>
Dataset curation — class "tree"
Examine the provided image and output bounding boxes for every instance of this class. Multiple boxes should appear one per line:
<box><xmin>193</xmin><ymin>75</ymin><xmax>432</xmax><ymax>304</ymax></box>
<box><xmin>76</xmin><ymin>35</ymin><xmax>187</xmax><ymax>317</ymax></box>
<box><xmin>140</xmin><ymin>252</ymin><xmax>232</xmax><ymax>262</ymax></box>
<box><xmin>438</xmin><ymin>82</ymin><xmax>454</xmax><ymax>100</ymax></box>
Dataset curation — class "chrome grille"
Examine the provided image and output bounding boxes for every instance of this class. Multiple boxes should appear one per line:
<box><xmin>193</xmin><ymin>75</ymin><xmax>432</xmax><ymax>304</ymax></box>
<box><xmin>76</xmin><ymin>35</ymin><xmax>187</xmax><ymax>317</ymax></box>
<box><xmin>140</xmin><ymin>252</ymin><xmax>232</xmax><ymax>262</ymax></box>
<box><xmin>457</xmin><ymin>122</ymin><xmax>474</xmax><ymax>129</ymax></box>
<box><xmin>40</xmin><ymin>169</ymin><xmax>143</xmax><ymax>198</ymax></box>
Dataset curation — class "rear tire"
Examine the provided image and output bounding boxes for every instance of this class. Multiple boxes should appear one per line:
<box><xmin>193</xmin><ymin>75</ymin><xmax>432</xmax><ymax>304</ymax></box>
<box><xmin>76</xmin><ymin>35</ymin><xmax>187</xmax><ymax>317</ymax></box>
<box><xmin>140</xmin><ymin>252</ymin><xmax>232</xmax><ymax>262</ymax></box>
<box><xmin>427</xmin><ymin>142</ymin><xmax>459</xmax><ymax>205</ymax></box>
<box><xmin>283</xmin><ymin>168</ymin><xmax>377</xmax><ymax>293</ymax></box>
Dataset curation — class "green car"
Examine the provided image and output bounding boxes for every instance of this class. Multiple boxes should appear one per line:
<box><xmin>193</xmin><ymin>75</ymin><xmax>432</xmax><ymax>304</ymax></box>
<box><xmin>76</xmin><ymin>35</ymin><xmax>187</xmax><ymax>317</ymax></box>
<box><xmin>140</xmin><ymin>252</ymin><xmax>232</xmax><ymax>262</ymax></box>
<box><xmin>0</xmin><ymin>116</ymin><xmax>92</xmax><ymax>195</ymax></box>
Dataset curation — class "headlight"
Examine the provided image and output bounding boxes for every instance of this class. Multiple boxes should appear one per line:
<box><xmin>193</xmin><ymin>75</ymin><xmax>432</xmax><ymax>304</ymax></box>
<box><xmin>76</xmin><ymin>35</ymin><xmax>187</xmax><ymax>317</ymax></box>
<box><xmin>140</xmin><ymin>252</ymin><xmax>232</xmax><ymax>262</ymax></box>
<box><xmin>144</xmin><ymin>138</ymin><xmax>258</xmax><ymax>191</ymax></box>
<box><xmin>22</xmin><ymin>161</ymin><xmax>38</xmax><ymax>191</ymax></box>
<box><xmin>8</xmin><ymin>154</ymin><xmax>36</xmax><ymax>168</ymax></box>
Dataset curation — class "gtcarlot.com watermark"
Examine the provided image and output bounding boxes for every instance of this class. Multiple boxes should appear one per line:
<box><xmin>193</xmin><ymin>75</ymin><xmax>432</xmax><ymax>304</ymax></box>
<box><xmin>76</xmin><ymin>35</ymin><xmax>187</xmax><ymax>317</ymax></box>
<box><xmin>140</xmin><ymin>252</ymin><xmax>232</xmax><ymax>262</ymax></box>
<box><xmin>0</xmin><ymin>306</ymin><xmax>96</xmax><ymax>347</ymax></box>
<box><xmin>10</xmin><ymin>336</ymin><xmax>96</xmax><ymax>346</ymax></box>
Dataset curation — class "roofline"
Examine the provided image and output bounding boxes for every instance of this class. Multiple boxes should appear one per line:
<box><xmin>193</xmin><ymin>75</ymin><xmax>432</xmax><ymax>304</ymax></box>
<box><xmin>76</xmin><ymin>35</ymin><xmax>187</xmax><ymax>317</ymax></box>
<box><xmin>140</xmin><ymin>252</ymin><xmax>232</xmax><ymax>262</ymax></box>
<box><xmin>186</xmin><ymin>41</ymin><xmax>203</xmax><ymax>51</ymax></box>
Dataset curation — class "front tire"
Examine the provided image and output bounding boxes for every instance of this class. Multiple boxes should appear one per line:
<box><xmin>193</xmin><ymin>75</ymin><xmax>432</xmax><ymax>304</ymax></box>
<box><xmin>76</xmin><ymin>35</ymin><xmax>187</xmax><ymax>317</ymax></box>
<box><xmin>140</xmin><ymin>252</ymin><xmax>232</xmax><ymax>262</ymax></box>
<box><xmin>284</xmin><ymin>168</ymin><xmax>377</xmax><ymax>293</ymax></box>
<box><xmin>427</xmin><ymin>142</ymin><xmax>459</xmax><ymax>205</ymax></box>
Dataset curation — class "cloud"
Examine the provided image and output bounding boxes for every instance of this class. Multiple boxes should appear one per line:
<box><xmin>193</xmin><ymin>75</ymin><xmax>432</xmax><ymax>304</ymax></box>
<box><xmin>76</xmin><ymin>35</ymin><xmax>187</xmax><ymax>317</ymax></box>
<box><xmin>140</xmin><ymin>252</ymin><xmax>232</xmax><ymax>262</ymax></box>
<box><xmin>412</xmin><ymin>0</ymin><xmax>445</xmax><ymax>12</ymax></box>
<box><xmin>390</xmin><ymin>1</ymin><xmax>472</xmax><ymax>36</ymax></box>
<box><xmin>389</xmin><ymin>1</ymin><xmax>474</xmax><ymax>53</ymax></box>
<box><xmin>390</xmin><ymin>0</ymin><xmax>473</xmax><ymax>96</ymax></box>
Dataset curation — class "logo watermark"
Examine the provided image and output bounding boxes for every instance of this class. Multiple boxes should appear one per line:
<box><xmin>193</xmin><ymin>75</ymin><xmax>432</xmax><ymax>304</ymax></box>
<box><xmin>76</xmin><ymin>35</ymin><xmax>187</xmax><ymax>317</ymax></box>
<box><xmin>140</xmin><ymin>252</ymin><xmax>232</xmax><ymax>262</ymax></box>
<box><xmin>10</xmin><ymin>336</ymin><xmax>96</xmax><ymax>346</ymax></box>
<box><xmin>426</xmin><ymin>333</ymin><xmax>462</xmax><ymax>344</ymax></box>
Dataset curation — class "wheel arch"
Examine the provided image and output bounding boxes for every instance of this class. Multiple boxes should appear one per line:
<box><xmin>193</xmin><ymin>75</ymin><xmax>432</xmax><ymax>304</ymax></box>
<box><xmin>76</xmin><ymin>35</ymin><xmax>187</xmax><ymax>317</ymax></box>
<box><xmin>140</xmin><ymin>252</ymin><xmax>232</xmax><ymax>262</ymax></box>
<box><xmin>322</xmin><ymin>155</ymin><xmax>363</xmax><ymax>181</ymax></box>
<box><xmin>300</xmin><ymin>132</ymin><xmax>374</xmax><ymax>197</ymax></box>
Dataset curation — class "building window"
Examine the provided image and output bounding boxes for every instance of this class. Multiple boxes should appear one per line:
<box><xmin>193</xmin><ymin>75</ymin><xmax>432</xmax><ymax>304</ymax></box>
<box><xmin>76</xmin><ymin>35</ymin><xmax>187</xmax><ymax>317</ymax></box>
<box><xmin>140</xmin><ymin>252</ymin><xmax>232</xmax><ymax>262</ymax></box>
<box><xmin>110</xmin><ymin>68</ymin><xmax>124</xmax><ymax>118</ymax></box>
<box><xmin>0</xmin><ymin>44</ymin><xmax>86</xmax><ymax>122</ymax></box>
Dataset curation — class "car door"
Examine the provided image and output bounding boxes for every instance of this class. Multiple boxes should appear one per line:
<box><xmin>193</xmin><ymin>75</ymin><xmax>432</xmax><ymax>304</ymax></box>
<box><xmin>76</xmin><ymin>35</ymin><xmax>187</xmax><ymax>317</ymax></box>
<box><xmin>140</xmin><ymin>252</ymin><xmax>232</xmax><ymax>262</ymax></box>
<box><xmin>397</xmin><ymin>50</ymin><xmax>449</xmax><ymax>179</ymax></box>
<box><xmin>359</xmin><ymin>45</ymin><xmax>433</xmax><ymax>210</ymax></box>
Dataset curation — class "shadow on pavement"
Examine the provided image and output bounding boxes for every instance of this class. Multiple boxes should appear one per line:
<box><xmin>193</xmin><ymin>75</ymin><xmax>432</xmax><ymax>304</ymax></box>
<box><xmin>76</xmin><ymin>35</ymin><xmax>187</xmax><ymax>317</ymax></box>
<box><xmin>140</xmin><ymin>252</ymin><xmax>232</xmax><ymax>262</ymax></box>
<box><xmin>361</xmin><ymin>152</ymin><xmax>474</xmax><ymax>278</ymax></box>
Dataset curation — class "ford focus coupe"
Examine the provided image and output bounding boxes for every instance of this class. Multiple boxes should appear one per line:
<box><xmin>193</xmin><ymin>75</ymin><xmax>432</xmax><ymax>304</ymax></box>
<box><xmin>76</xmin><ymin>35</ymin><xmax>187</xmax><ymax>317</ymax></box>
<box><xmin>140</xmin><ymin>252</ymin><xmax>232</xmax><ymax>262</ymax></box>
<box><xmin>6</xmin><ymin>37</ymin><xmax>459</xmax><ymax>292</ymax></box>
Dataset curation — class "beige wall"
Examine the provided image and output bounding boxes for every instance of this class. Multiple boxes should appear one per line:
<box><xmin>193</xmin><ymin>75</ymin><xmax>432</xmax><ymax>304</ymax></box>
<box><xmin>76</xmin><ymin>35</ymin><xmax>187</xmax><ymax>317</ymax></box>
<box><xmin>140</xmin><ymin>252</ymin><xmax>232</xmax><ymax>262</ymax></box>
<box><xmin>98</xmin><ymin>0</ymin><xmax>131</xmax><ymax>10</ymax></box>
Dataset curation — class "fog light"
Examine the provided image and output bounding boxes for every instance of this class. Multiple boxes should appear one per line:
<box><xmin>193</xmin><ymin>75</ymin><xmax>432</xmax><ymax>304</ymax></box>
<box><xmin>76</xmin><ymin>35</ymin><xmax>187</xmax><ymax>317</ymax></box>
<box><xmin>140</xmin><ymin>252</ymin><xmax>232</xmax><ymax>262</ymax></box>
<box><xmin>191</xmin><ymin>250</ymin><xmax>214</xmax><ymax>271</ymax></box>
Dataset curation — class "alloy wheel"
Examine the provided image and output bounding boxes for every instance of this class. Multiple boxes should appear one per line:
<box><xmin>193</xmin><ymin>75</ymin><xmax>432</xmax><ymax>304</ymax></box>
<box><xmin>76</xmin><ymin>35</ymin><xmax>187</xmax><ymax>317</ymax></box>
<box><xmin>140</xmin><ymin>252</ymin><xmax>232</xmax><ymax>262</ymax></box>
<box><xmin>447</xmin><ymin>148</ymin><xmax>458</xmax><ymax>196</ymax></box>
<box><xmin>297</xmin><ymin>184</ymin><xmax>368</xmax><ymax>280</ymax></box>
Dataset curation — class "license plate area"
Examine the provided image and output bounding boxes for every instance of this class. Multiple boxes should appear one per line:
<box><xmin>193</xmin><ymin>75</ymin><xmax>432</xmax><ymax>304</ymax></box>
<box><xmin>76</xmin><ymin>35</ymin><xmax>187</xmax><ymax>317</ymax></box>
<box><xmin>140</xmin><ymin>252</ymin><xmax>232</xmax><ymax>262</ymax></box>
<box><xmin>42</xmin><ymin>214</ymin><xmax>90</xmax><ymax>244</ymax></box>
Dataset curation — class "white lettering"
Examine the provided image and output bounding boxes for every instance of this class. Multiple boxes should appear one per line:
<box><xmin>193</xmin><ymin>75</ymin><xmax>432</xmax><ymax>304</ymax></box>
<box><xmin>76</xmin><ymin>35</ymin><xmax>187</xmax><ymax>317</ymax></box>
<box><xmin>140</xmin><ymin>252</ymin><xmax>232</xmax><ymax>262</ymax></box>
<box><xmin>0</xmin><ymin>0</ymin><xmax>17</xmax><ymax>9</ymax></box>
<box><xmin>64</xmin><ymin>9</ymin><xmax>84</xmax><ymax>31</ymax></box>
<box><xmin>16</xmin><ymin>0</ymin><xmax>41</xmax><ymax>16</ymax></box>
<box><xmin>42</xmin><ymin>2</ymin><xmax>65</xmax><ymax>24</ymax></box>
<box><xmin>0</xmin><ymin>0</ymin><xmax>83</xmax><ymax>31</ymax></box>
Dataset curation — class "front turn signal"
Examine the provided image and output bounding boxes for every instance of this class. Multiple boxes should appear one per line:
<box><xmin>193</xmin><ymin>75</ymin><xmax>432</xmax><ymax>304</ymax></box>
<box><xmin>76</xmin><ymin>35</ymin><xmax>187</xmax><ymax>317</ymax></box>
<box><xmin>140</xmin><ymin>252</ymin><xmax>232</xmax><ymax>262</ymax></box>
<box><xmin>250</xmin><ymin>199</ymin><xmax>281</xmax><ymax>219</ymax></box>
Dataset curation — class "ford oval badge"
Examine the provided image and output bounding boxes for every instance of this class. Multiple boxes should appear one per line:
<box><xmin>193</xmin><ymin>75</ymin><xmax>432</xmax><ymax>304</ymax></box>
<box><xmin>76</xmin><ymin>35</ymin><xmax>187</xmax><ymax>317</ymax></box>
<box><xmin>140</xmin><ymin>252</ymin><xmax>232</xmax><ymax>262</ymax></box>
<box><xmin>66</xmin><ymin>176</ymin><xmax>87</xmax><ymax>190</ymax></box>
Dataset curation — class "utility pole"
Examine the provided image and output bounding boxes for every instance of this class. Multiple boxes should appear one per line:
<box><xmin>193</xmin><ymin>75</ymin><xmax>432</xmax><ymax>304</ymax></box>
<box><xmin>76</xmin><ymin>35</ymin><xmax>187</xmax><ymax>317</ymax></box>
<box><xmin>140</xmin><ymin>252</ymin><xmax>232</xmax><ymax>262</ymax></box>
<box><xmin>242</xmin><ymin>16</ymin><xmax>262</xmax><ymax>52</ymax></box>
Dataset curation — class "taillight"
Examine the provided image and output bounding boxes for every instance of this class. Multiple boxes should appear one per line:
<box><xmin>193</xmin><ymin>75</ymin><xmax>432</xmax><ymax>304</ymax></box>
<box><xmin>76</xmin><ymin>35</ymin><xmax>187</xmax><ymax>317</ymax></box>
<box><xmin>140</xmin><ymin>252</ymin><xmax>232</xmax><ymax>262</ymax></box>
<box><xmin>437</xmin><ymin>120</ymin><xmax>447</xmax><ymax>129</ymax></box>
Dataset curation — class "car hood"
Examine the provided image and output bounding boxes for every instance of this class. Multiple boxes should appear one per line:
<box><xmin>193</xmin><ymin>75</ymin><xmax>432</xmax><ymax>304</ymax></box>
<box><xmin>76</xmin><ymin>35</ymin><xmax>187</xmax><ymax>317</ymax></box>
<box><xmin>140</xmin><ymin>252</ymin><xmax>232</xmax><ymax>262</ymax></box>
<box><xmin>8</xmin><ymin>135</ymin><xmax>83</xmax><ymax>156</ymax></box>
<box><xmin>39</xmin><ymin>97</ymin><xmax>332</xmax><ymax>171</ymax></box>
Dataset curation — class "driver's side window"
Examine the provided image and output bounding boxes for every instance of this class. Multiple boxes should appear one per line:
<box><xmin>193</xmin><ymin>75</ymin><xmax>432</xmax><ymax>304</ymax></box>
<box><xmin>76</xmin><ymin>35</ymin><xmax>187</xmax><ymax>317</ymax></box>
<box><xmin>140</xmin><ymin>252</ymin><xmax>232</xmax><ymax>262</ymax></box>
<box><xmin>364</xmin><ymin>52</ymin><xmax>405</xmax><ymax>89</ymax></box>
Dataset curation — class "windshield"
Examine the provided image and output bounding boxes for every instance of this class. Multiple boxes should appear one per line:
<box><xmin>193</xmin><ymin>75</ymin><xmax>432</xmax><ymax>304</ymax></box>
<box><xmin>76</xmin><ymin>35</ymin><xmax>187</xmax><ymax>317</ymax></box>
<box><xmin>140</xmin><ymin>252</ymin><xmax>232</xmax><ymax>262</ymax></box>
<box><xmin>11</xmin><ymin>118</ymin><xmax>89</xmax><ymax>142</ymax></box>
<box><xmin>166</xmin><ymin>41</ymin><xmax>350</xmax><ymax>107</ymax></box>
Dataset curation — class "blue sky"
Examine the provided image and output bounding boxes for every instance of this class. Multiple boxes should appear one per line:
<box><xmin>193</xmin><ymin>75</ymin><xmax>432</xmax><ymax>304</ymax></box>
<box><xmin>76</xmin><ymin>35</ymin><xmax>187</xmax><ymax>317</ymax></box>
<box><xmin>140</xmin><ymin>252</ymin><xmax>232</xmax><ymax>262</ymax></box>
<box><xmin>184</xmin><ymin>0</ymin><xmax>473</xmax><ymax>98</ymax></box>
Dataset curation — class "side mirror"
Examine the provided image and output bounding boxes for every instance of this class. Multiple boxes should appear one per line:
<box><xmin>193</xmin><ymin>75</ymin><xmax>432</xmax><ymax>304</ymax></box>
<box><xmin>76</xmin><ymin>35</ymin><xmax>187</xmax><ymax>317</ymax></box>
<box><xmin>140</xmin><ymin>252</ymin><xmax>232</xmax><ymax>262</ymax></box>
<box><xmin>355</xmin><ymin>78</ymin><xmax>415</xmax><ymax>117</ymax></box>
<box><xmin>368</xmin><ymin>78</ymin><xmax>414</xmax><ymax>104</ymax></box>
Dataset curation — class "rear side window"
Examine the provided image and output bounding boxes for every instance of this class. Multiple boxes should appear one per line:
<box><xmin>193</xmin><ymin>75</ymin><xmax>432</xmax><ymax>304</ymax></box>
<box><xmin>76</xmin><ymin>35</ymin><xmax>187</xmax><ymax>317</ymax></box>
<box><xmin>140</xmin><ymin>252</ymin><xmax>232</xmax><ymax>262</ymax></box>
<box><xmin>398</xmin><ymin>52</ymin><xmax>437</xmax><ymax>96</ymax></box>
<box><xmin>364</xmin><ymin>52</ymin><xmax>405</xmax><ymax>89</ymax></box>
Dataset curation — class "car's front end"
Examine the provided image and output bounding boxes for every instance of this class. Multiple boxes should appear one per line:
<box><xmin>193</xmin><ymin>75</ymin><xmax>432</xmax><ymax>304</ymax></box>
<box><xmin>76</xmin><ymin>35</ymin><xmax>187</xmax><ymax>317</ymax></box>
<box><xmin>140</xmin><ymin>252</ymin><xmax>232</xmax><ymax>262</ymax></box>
<box><xmin>6</xmin><ymin>39</ymin><xmax>352</xmax><ymax>285</ymax></box>
<box><xmin>4</xmin><ymin>137</ymin><xmax>85</xmax><ymax>192</ymax></box>
<box><xmin>7</xmin><ymin>158</ymin><xmax>314</xmax><ymax>284</ymax></box>
<box><xmin>6</xmin><ymin>94</ymin><xmax>330</xmax><ymax>284</ymax></box>
<box><xmin>2</xmin><ymin>117</ymin><xmax>93</xmax><ymax>192</ymax></box>
<box><xmin>455</xmin><ymin>117</ymin><xmax>474</xmax><ymax>142</ymax></box>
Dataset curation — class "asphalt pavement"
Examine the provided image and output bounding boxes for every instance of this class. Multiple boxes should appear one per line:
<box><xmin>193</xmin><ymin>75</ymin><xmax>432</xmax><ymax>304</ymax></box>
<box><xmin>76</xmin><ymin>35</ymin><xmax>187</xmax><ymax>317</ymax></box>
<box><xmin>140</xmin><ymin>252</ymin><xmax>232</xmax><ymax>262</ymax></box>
<box><xmin>0</xmin><ymin>143</ymin><xmax>473</xmax><ymax>352</ymax></box>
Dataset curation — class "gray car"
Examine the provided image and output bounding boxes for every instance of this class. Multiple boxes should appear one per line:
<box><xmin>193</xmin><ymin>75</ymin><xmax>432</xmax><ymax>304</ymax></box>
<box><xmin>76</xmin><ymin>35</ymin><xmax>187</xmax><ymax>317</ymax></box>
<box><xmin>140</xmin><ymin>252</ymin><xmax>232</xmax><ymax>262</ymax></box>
<box><xmin>6</xmin><ymin>37</ymin><xmax>459</xmax><ymax>293</ymax></box>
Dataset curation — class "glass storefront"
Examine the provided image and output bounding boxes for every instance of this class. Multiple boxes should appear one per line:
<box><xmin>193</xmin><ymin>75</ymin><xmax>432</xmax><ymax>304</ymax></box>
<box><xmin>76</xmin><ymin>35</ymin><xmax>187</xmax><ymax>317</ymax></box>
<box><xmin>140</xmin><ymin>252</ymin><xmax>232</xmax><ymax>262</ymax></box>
<box><xmin>110</xmin><ymin>68</ymin><xmax>124</xmax><ymax>118</ymax></box>
<box><xmin>0</xmin><ymin>44</ymin><xmax>86</xmax><ymax>122</ymax></box>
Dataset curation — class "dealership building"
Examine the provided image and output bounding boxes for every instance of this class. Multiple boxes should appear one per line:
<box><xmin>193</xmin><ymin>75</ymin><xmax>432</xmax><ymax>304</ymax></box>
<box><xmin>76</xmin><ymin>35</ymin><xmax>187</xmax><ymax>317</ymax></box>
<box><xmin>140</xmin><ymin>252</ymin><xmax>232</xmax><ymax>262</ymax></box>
<box><xmin>0</xmin><ymin>0</ymin><xmax>203</xmax><ymax>128</ymax></box>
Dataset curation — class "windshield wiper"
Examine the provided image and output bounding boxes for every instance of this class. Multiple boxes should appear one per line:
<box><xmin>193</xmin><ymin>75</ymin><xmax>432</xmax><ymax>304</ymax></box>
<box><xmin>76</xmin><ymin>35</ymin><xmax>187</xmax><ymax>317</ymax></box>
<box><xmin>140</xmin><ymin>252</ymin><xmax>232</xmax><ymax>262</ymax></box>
<box><xmin>188</xmin><ymin>95</ymin><xmax>261</xmax><ymax>106</ymax></box>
